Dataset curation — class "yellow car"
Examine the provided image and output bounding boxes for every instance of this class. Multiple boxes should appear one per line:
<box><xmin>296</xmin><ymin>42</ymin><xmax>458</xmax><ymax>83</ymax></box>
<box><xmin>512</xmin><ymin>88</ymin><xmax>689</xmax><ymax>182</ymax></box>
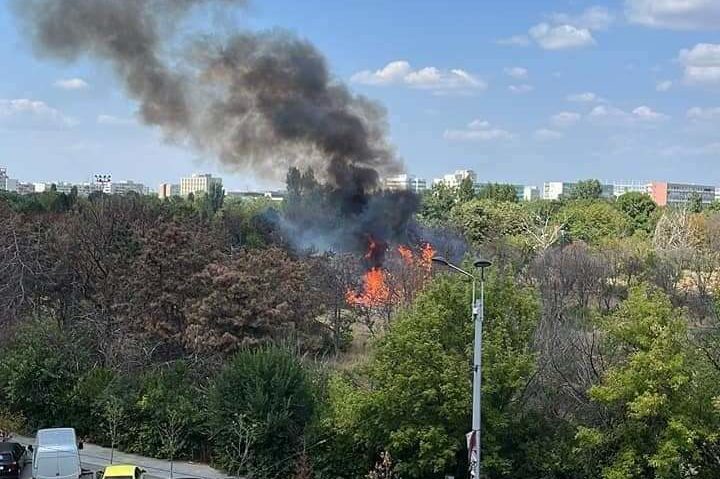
<box><xmin>100</xmin><ymin>465</ymin><xmax>147</xmax><ymax>479</ymax></box>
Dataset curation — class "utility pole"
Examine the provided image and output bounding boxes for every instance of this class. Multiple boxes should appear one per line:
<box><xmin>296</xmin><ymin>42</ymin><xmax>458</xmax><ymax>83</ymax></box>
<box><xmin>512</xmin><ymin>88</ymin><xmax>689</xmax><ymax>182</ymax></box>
<box><xmin>432</xmin><ymin>257</ymin><xmax>491</xmax><ymax>479</ymax></box>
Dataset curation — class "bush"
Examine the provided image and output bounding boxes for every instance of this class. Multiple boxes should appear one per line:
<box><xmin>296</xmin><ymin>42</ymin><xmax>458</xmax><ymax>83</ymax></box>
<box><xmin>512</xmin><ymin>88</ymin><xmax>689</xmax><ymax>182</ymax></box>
<box><xmin>207</xmin><ymin>346</ymin><xmax>316</xmax><ymax>478</ymax></box>
<box><xmin>0</xmin><ymin>319</ymin><xmax>91</xmax><ymax>429</ymax></box>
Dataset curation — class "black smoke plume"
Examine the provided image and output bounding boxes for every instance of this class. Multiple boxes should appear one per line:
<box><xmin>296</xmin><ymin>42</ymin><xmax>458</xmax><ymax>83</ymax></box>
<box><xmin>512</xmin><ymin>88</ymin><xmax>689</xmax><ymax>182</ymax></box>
<box><xmin>13</xmin><ymin>0</ymin><xmax>413</xmax><ymax>255</ymax></box>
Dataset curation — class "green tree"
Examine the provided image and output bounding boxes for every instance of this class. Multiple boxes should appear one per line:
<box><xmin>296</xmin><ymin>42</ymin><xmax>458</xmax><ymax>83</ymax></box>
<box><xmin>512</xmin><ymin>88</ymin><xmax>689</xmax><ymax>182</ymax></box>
<box><xmin>616</xmin><ymin>192</ymin><xmax>658</xmax><ymax>234</ymax></box>
<box><xmin>0</xmin><ymin>318</ymin><xmax>89</xmax><ymax>428</ymax></box>
<box><xmin>578</xmin><ymin>284</ymin><xmax>720</xmax><ymax>479</ymax></box>
<box><xmin>450</xmin><ymin>198</ymin><xmax>528</xmax><ymax>246</ymax></box>
<box><xmin>318</xmin><ymin>273</ymin><xmax>540</xmax><ymax>479</ymax></box>
<box><xmin>207</xmin><ymin>346</ymin><xmax>316</xmax><ymax>478</ymax></box>
<box><xmin>568</xmin><ymin>179</ymin><xmax>604</xmax><ymax>200</ymax></box>
<box><xmin>418</xmin><ymin>183</ymin><xmax>457</xmax><ymax>225</ymax></box>
<box><xmin>688</xmin><ymin>191</ymin><xmax>704</xmax><ymax>213</ymax></box>
<box><xmin>477</xmin><ymin>183</ymin><xmax>518</xmax><ymax>203</ymax></box>
<box><xmin>561</xmin><ymin>200</ymin><xmax>630</xmax><ymax>243</ymax></box>
<box><xmin>457</xmin><ymin>176</ymin><xmax>477</xmax><ymax>203</ymax></box>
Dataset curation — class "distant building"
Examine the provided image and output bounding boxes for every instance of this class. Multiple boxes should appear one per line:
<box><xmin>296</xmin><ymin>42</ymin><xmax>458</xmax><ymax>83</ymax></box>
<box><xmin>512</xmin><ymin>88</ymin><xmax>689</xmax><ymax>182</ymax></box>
<box><xmin>158</xmin><ymin>183</ymin><xmax>180</xmax><ymax>199</ymax></box>
<box><xmin>180</xmin><ymin>173</ymin><xmax>223</xmax><ymax>197</ymax></box>
<box><xmin>543</xmin><ymin>182</ymin><xmax>572</xmax><ymax>200</ymax></box>
<box><xmin>16</xmin><ymin>182</ymin><xmax>35</xmax><ymax>195</ymax></box>
<box><xmin>226</xmin><ymin>190</ymin><xmax>286</xmax><ymax>202</ymax></box>
<box><xmin>110</xmin><ymin>180</ymin><xmax>148</xmax><ymax>195</ymax></box>
<box><xmin>432</xmin><ymin>169</ymin><xmax>477</xmax><ymax>188</ymax></box>
<box><xmin>543</xmin><ymin>181</ymin><xmax>613</xmax><ymax>200</ymax></box>
<box><xmin>0</xmin><ymin>167</ymin><xmax>18</xmax><ymax>192</ymax></box>
<box><xmin>649</xmin><ymin>182</ymin><xmax>716</xmax><ymax>207</ymax></box>
<box><xmin>523</xmin><ymin>185</ymin><xmax>540</xmax><ymax>201</ymax></box>
<box><xmin>384</xmin><ymin>174</ymin><xmax>428</xmax><ymax>193</ymax></box>
<box><xmin>613</xmin><ymin>181</ymin><xmax>652</xmax><ymax>197</ymax></box>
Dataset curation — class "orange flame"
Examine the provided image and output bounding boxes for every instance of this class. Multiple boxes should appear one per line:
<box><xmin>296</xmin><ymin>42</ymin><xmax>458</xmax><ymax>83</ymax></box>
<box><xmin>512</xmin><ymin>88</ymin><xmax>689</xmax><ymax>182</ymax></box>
<box><xmin>398</xmin><ymin>245</ymin><xmax>414</xmax><ymax>265</ymax></box>
<box><xmin>420</xmin><ymin>243</ymin><xmax>436</xmax><ymax>270</ymax></box>
<box><xmin>346</xmin><ymin>267</ymin><xmax>391</xmax><ymax>308</ymax></box>
<box><xmin>345</xmin><ymin>241</ymin><xmax>437</xmax><ymax>309</ymax></box>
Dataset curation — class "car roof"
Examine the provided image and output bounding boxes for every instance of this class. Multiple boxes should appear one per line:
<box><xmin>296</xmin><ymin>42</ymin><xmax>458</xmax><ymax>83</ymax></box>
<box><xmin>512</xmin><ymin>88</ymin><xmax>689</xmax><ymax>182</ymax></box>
<box><xmin>0</xmin><ymin>443</ymin><xmax>20</xmax><ymax>452</ymax></box>
<box><xmin>104</xmin><ymin>465</ymin><xmax>138</xmax><ymax>477</ymax></box>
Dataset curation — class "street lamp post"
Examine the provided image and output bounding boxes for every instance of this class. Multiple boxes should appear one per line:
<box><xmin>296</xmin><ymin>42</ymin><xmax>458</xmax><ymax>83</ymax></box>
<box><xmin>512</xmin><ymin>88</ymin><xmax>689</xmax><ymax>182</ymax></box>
<box><xmin>432</xmin><ymin>256</ymin><xmax>492</xmax><ymax>479</ymax></box>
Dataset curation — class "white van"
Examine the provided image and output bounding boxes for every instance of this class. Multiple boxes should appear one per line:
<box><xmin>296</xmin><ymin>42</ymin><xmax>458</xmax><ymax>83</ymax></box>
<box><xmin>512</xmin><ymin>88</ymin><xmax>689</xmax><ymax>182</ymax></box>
<box><xmin>29</xmin><ymin>428</ymin><xmax>84</xmax><ymax>479</ymax></box>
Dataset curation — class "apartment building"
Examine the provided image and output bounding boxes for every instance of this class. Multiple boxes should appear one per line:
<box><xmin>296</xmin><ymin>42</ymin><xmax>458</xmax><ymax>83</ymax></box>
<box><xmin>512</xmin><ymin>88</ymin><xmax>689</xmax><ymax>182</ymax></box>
<box><xmin>180</xmin><ymin>173</ymin><xmax>223</xmax><ymax>197</ymax></box>
<box><xmin>432</xmin><ymin>169</ymin><xmax>477</xmax><ymax>188</ymax></box>
<box><xmin>649</xmin><ymin>182</ymin><xmax>716</xmax><ymax>207</ymax></box>
<box><xmin>384</xmin><ymin>174</ymin><xmax>428</xmax><ymax>193</ymax></box>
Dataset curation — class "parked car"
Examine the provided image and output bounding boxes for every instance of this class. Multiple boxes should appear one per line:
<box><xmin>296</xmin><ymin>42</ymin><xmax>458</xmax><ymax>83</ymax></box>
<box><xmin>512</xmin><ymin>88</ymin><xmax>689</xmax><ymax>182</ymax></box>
<box><xmin>97</xmin><ymin>465</ymin><xmax>146</xmax><ymax>479</ymax></box>
<box><xmin>29</xmin><ymin>428</ymin><xmax>83</xmax><ymax>479</ymax></box>
<box><xmin>0</xmin><ymin>442</ymin><xmax>27</xmax><ymax>479</ymax></box>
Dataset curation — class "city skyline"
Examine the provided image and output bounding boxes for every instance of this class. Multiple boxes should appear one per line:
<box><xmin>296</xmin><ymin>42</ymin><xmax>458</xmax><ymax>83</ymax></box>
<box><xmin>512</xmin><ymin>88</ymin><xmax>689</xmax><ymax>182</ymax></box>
<box><xmin>1</xmin><ymin>1</ymin><xmax>719</xmax><ymax>190</ymax></box>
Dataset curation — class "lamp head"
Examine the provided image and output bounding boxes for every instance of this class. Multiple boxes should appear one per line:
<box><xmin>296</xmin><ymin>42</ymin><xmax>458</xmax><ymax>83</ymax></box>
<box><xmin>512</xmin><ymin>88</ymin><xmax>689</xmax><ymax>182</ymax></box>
<box><xmin>431</xmin><ymin>256</ymin><xmax>449</xmax><ymax>266</ymax></box>
<box><xmin>473</xmin><ymin>258</ymin><xmax>492</xmax><ymax>269</ymax></box>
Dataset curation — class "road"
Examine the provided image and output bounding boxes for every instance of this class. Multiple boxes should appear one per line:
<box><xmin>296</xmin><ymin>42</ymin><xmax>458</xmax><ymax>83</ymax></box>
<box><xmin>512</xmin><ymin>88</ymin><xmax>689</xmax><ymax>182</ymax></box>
<box><xmin>13</xmin><ymin>436</ymin><xmax>229</xmax><ymax>479</ymax></box>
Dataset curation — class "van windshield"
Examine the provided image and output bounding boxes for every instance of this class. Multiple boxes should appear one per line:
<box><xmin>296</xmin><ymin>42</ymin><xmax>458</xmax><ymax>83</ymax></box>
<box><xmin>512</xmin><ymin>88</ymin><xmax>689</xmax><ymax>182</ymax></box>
<box><xmin>38</xmin><ymin>430</ymin><xmax>75</xmax><ymax>446</ymax></box>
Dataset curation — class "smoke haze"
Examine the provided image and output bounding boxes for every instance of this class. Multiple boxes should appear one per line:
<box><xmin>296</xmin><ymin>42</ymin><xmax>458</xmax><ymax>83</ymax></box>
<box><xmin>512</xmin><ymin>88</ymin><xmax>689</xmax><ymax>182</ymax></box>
<box><xmin>13</xmin><ymin>0</ymin><xmax>414</xmax><ymax>257</ymax></box>
<box><xmin>12</xmin><ymin>0</ymin><xmax>402</xmax><ymax>191</ymax></box>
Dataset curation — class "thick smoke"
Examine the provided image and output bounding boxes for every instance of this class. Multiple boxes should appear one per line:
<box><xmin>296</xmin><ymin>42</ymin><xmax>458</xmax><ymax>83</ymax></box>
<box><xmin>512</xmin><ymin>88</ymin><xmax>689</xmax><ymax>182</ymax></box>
<box><xmin>13</xmin><ymin>0</ymin><xmax>413</xmax><ymax>255</ymax></box>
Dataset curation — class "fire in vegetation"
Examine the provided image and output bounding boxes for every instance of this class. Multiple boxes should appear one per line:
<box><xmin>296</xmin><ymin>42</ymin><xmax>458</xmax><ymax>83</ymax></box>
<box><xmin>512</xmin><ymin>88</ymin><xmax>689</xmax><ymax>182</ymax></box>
<box><xmin>346</xmin><ymin>239</ymin><xmax>436</xmax><ymax>308</ymax></box>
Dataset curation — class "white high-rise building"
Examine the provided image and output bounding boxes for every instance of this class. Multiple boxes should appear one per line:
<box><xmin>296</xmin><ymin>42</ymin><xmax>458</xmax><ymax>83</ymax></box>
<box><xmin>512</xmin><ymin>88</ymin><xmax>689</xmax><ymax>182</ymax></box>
<box><xmin>612</xmin><ymin>181</ymin><xmax>651</xmax><ymax>197</ymax></box>
<box><xmin>0</xmin><ymin>167</ymin><xmax>18</xmax><ymax>192</ymax></box>
<box><xmin>523</xmin><ymin>185</ymin><xmax>540</xmax><ymax>201</ymax></box>
<box><xmin>158</xmin><ymin>183</ymin><xmax>181</xmax><ymax>199</ymax></box>
<box><xmin>432</xmin><ymin>169</ymin><xmax>477</xmax><ymax>188</ymax></box>
<box><xmin>180</xmin><ymin>173</ymin><xmax>223</xmax><ymax>197</ymax></box>
<box><xmin>543</xmin><ymin>181</ymin><xmax>613</xmax><ymax>200</ymax></box>
<box><xmin>383</xmin><ymin>174</ymin><xmax>427</xmax><ymax>193</ymax></box>
<box><xmin>110</xmin><ymin>180</ymin><xmax>148</xmax><ymax>195</ymax></box>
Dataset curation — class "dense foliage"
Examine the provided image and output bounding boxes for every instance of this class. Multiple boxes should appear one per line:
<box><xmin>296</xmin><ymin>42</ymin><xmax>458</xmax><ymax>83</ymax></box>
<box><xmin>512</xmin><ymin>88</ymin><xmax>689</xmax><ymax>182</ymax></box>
<box><xmin>3</xmin><ymin>175</ymin><xmax>720</xmax><ymax>479</ymax></box>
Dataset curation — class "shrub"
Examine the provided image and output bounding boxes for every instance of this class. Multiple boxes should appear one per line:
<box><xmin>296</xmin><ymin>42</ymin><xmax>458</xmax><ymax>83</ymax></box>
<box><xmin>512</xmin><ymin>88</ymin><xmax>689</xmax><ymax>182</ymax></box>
<box><xmin>207</xmin><ymin>346</ymin><xmax>316</xmax><ymax>478</ymax></box>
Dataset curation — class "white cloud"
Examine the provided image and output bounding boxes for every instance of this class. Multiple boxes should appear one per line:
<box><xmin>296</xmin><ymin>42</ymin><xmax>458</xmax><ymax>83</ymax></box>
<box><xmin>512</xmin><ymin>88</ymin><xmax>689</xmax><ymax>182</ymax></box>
<box><xmin>625</xmin><ymin>0</ymin><xmax>720</xmax><ymax>30</ymax></box>
<box><xmin>656</xmin><ymin>80</ymin><xmax>673</xmax><ymax>91</ymax></box>
<box><xmin>589</xmin><ymin>105</ymin><xmax>630</xmax><ymax>121</ymax></box>
<box><xmin>567</xmin><ymin>92</ymin><xmax>603</xmax><ymax>103</ymax></box>
<box><xmin>0</xmin><ymin>98</ymin><xmax>75</xmax><ymax>129</ymax></box>
<box><xmin>550</xmin><ymin>6</ymin><xmax>615</xmax><ymax>31</ymax></box>
<box><xmin>632</xmin><ymin>105</ymin><xmax>669</xmax><ymax>121</ymax></box>
<box><xmin>53</xmin><ymin>78</ymin><xmax>89</xmax><ymax>90</ymax></box>
<box><xmin>589</xmin><ymin>104</ymin><xmax>669</xmax><ymax>124</ymax></box>
<box><xmin>551</xmin><ymin>111</ymin><xmax>582</xmax><ymax>127</ymax></box>
<box><xmin>97</xmin><ymin>114</ymin><xmax>134</xmax><ymax>126</ymax></box>
<box><xmin>534</xmin><ymin>129</ymin><xmax>564</xmax><ymax>141</ymax></box>
<box><xmin>444</xmin><ymin>119</ymin><xmax>513</xmax><ymax>142</ymax></box>
<box><xmin>529</xmin><ymin>23</ymin><xmax>596</xmax><ymax>50</ymax></box>
<box><xmin>679</xmin><ymin>43</ymin><xmax>720</xmax><ymax>86</ymax></box>
<box><xmin>508</xmin><ymin>84</ymin><xmax>534</xmax><ymax>94</ymax></box>
<box><xmin>468</xmin><ymin>119</ymin><xmax>491</xmax><ymax>129</ymax></box>
<box><xmin>504</xmin><ymin>67</ymin><xmax>528</xmax><ymax>79</ymax></box>
<box><xmin>444</xmin><ymin>129</ymin><xmax>513</xmax><ymax>142</ymax></box>
<box><xmin>687</xmin><ymin>106</ymin><xmax>720</xmax><ymax>120</ymax></box>
<box><xmin>351</xmin><ymin>61</ymin><xmax>486</xmax><ymax>93</ymax></box>
<box><xmin>496</xmin><ymin>35</ymin><xmax>531</xmax><ymax>47</ymax></box>
<box><xmin>349</xmin><ymin>60</ymin><xmax>411</xmax><ymax>85</ymax></box>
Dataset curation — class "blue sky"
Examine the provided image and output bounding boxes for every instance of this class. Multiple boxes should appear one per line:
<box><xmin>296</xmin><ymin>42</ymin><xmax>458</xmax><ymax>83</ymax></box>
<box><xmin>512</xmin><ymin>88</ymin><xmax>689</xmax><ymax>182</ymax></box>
<box><xmin>1</xmin><ymin>0</ymin><xmax>719</xmax><ymax>190</ymax></box>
